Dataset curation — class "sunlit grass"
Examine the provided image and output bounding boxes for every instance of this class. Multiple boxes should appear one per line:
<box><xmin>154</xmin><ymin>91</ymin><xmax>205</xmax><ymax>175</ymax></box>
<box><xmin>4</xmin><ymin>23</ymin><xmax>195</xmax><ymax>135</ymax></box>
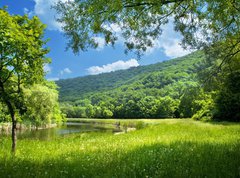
<box><xmin>0</xmin><ymin>119</ymin><xmax>239</xmax><ymax>177</ymax></box>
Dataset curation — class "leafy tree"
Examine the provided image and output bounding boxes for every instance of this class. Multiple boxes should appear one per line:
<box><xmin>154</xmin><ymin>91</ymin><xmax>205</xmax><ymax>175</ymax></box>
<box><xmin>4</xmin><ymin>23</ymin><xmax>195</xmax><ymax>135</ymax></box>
<box><xmin>0</xmin><ymin>8</ymin><xmax>49</xmax><ymax>152</ymax></box>
<box><xmin>0</xmin><ymin>102</ymin><xmax>10</xmax><ymax>122</ymax></box>
<box><xmin>74</xmin><ymin>107</ymin><xmax>87</xmax><ymax>118</ymax></box>
<box><xmin>86</xmin><ymin>104</ymin><xmax>95</xmax><ymax>118</ymax></box>
<box><xmin>214</xmin><ymin>69</ymin><xmax>240</xmax><ymax>121</ymax></box>
<box><xmin>102</xmin><ymin>109</ymin><xmax>113</xmax><ymax>118</ymax></box>
<box><xmin>156</xmin><ymin>96</ymin><xmax>178</xmax><ymax>118</ymax></box>
<box><xmin>138</xmin><ymin>96</ymin><xmax>159</xmax><ymax>118</ymax></box>
<box><xmin>94</xmin><ymin>106</ymin><xmax>103</xmax><ymax>118</ymax></box>
<box><xmin>75</xmin><ymin>99</ymin><xmax>91</xmax><ymax>107</ymax></box>
<box><xmin>23</xmin><ymin>83</ymin><xmax>64</xmax><ymax>127</ymax></box>
<box><xmin>54</xmin><ymin>0</ymin><xmax>239</xmax><ymax>57</ymax></box>
<box><xmin>179</xmin><ymin>87</ymin><xmax>201</xmax><ymax>118</ymax></box>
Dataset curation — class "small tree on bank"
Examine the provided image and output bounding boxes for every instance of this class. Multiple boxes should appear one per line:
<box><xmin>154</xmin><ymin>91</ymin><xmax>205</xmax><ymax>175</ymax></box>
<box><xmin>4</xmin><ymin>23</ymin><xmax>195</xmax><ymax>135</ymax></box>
<box><xmin>0</xmin><ymin>8</ymin><xmax>49</xmax><ymax>153</ymax></box>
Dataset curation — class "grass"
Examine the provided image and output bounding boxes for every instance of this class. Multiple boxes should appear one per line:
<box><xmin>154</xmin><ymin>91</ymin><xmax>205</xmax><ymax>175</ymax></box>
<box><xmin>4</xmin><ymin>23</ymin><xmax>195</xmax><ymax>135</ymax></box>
<box><xmin>0</xmin><ymin>119</ymin><xmax>240</xmax><ymax>177</ymax></box>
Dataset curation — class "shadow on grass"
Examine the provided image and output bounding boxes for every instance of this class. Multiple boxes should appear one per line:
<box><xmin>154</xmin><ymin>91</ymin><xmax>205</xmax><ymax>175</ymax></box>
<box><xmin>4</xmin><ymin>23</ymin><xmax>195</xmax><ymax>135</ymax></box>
<box><xmin>205</xmin><ymin>120</ymin><xmax>240</xmax><ymax>126</ymax></box>
<box><xmin>1</xmin><ymin>140</ymin><xmax>239</xmax><ymax>178</ymax></box>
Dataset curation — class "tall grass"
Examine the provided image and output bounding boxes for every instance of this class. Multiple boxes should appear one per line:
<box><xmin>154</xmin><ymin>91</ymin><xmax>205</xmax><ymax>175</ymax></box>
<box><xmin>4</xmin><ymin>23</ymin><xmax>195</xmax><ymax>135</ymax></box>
<box><xmin>0</xmin><ymin>119</ymin><xmax>239</xmax><ymax>177</ymax></box>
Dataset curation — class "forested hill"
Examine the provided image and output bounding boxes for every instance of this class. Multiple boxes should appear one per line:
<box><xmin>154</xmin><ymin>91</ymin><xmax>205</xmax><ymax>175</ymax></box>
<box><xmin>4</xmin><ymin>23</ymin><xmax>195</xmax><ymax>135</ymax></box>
<box><xmin>56</xmin><ymin>51</ymin><xmax>208</xmax><ymax>118</ymax></box>
<box><xmin>57</xmin><ymin>51</ymin><xmax>204</xmax><ymax>102</ymax></box>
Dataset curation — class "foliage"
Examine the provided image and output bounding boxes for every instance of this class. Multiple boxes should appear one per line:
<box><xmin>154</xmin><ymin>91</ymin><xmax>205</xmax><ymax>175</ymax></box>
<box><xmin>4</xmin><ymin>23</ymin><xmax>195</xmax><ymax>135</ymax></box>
<box><xmin>214</xmin><ymin>69</ymin><xmax>240</xmax><ymax>121</ymax></box>
<box><xmin>0</xmin><ymin>8</ymin><xmax>50</xmax><ymax>152</ymax></box>
<box><xmin>191</xmin><ymin>91</ymin><xmax>215</xmax><ymax>121</ymax></box>
<box><xmin>57</xmin><ymin>52</ymin><xmax>205</xmax><ymax>119</ymax></box>
<box><xmin>0</xmin><ymin>119</ymin><xmax>240</xmax><ymax>177</ymax></box>
<box><xmin>0</xmin><ymin>103</ymin><xmax>10</xmax><ymax>122</ymax></box>
<box><xmin>54</xmin><ymin>0</ymin><xmax>239</xmax><ymax>56</ymax></box>
<box><xmin>0</xmin><ymin>8</ymin><xmax>49</xmax><ymax>112</ymax></box>
<box><xmin>58</xmin><ymin>49</ymin><xmax>239</xmax><ymax>121</ymax></box>
<box><xmin>196</xmin><ymin>48</ymin><xmax>240</xmax><ymax>121</ymax></box>
<box><xmin>0</xmin><ymin>9</ymin><xmax>64</xmax><ymax>125</ymax></box>
<box><xmin>0</xmin><ymin>8</ymin><xmax>64</xmax><ymax>152</ymax></box>
<box><xmin>22</xmin><ymin>82</ymin><xmax>64</xmax><ymax>127</ymax></box>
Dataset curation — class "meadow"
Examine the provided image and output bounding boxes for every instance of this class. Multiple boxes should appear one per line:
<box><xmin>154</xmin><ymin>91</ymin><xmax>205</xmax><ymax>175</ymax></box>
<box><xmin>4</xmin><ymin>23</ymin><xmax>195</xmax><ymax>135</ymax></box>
<box><xmin>0</xmin><ymin>119</ymin><xmax>239</xmax><ymax>178</ymax></box>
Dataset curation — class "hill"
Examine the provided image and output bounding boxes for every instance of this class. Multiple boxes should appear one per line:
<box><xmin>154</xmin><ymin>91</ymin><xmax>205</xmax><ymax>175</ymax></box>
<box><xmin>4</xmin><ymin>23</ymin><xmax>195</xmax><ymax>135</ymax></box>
<box><xmin>57</xmin><ymin>51</ymin><xmax>204</xmax><ymax>103</ymax></box>
<box><xmin>56</xmin><ymin>51</ymin><xmax>207</xmax><ymax>118</ymax></box>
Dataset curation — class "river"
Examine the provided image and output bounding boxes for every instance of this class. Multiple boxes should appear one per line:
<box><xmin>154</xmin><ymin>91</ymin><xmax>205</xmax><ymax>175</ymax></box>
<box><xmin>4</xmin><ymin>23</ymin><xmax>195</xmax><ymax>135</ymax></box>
<box><xmin>1</xmin><ymin>121</ymin><xmax>122</xmax><ymax>140</ymax></box>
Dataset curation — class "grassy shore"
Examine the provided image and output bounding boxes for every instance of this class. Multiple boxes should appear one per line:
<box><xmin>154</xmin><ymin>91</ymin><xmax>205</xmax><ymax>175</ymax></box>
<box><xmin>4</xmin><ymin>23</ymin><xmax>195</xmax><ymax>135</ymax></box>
<box><xmin>0</xmin><ymin>119</ymin><xmax>239</xmax><ymax>177</ymax></box>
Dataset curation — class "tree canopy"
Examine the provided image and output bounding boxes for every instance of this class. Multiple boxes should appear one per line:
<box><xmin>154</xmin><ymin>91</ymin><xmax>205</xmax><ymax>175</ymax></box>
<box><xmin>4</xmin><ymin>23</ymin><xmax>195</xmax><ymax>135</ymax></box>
<box><xmin>54</xmin><ymin>0</ymin><xmax>239</xmax><ymax>57</ymax></box>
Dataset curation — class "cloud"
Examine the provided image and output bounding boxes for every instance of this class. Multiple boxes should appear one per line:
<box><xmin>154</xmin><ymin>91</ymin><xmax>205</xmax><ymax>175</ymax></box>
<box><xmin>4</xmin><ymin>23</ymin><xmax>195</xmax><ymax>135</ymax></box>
<box><xmin>87</xmin><ymin>59</ymin><xmax>139</xmax><ymax>75</ymax></box>
<box><xmin>27</xmin><ymin>0</ymin><xmax>70</xmax><ymax>31</ymax></box>
<box><xmin>103</xmin><ymin>23</ymin><xmax>124</xmax><ymax>43</ymax></box>
<box><xmin>104</xmin><ymin>21</ymin><xmax>192</xmax><ymax>58</ymax></box>
<box><xmin>92</xmin><ymin>37</ymin><xmax>105</xmax><ymax>51</ymax></box>
<box><xmin>43</xmin><ymin>64</ymin><xmax>51</xmax><ymax>73</ymax></box>
<box><xmin>60</xmin><ymin>68</ymin><xmax>72</xmax><ymax>75</ymax></box>
<box><xmin>145</xmin><ymin>21</ymin><xmax>192</xmax><ymax>58</ymax></box>
<box><xmin>160</xmin><ymin>39</ymin><xmax>191</xmax><ymax>58</ymax></box>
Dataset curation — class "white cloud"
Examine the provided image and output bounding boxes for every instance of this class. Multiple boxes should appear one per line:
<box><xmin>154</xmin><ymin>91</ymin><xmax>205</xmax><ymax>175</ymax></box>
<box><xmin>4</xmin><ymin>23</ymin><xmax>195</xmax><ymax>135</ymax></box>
<box><xmin>103</xmin><ymin>23</ymin><xmax>124</xmax><ymax>43</ymax></box>
<box><xmin>161</xmin><ymin>39</ymin><xmax>191</xmax><ymax>58</ymax></box>
<box><xmin>104</xmin><ymin>21</ymin><xmax>192</xmax><ymax>58</ymax></box>
<box><xmin>44</xmin><ymin>64</ymin><xmax>51</xmax><ymax>73</ymax></box>
<box><xmin>87</xmin><ymin>59</ymin><xmax>139</xmax><ymax>75</ymax></box>
<box><xmin>93</xmin><ymin>37</ymin><xmax>105</xmax><ymax>51</ymax></box>
<box><xmin>60</xmin><ymin>68</ymin><xmax>72</xmax><ymax>75</ymax></box>
<box><xmin>145</xmin><ymin>21</ymin><xmax>192</xmax><ymax>58</ymax></box>
<box><xmin>28</xmin><ymin>0</ymin><xmax>70</xmax><ymax>31</ymax></box>
<box><xmin>47</xmin><ymin>77</ymin><xmax>59</xmax><ymax>81</ymax></box>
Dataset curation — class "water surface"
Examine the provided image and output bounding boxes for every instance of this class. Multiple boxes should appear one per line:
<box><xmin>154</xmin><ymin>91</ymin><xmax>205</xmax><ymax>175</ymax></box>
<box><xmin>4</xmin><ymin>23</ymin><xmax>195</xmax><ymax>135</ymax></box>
<box><xmin>2</xmin><ymin>122</ymin><xmax>122</xmax><ymax>140</ymax></box>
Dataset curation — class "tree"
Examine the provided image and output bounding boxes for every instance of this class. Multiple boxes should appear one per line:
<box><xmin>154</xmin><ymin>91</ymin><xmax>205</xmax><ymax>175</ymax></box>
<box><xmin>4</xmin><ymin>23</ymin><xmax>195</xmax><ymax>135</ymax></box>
<box><xmin>214</xmin><ymin>61</ymin><xmax>240</xmax><ymax>121</ymax></box>
<box><xmin>0</xmin><ymin>102</ymin><xmax>10</xmax><ymax>122</ymax></box>
<box><xmin>54</xmin><ymin>0</ymin><xmax>239</xmax><ymax>56</ymax></box>
<box><xmin>86</xmin><ymin>104</ymin><xmax>95</xmax><ymax>118</ymax></box>
<box><xmin>102</xmin><ymin>109</ymin><xmax>113</xmax><ymax>118</ymax></box>
<box><xmin>156</xmin><ymin>96</ymin><xmax>177</xmax><ymax>118</ymax></box>
<box><xmin>138</xmin><ymin>96</ymin><xmax>159</xmax><ymax>118</ymax></box>
<box><xmin>0</xmin><ymin>8</ymin><xmax>49</xmax><ymax>153</ymax></box>
<box><xmin>23</xmin><ymin>83</ymin><xmax>64</xmax><ymax>127</ymax></box>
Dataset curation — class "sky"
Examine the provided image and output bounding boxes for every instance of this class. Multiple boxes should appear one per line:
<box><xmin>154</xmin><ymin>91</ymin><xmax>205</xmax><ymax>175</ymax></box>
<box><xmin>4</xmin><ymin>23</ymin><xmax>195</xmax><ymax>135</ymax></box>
<box><xmin>0</xmin><ymin>0</ymin><xmax>192</xmax><ymax>80</ymax></box>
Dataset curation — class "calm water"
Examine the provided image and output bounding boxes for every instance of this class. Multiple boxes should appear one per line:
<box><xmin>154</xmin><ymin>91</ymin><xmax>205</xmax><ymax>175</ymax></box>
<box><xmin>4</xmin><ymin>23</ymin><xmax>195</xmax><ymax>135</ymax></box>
<box><xmin>2</xmin><ymin>122</ymin><xmax>122</xmax><ymax>140</ymax></box>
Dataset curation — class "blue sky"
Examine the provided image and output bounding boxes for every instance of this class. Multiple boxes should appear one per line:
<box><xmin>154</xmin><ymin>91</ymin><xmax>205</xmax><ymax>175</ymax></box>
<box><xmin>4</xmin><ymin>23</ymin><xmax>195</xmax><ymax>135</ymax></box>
<box><xmin>0</xmin><ymin>0</ymin><xmax>191</xmax><ymax>80</ymax></box>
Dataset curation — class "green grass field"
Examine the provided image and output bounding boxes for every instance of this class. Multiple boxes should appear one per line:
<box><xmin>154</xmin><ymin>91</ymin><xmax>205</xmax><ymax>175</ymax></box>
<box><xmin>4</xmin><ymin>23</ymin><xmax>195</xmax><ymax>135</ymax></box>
<box><xmin>0</xmin><ymin>119</ymin><xmax>240</xmax><ymax>177</ymax></box>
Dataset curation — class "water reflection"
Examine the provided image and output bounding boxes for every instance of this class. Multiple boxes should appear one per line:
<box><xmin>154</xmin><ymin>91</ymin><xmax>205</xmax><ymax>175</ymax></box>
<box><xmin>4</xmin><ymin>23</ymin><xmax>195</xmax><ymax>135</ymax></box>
<box><xmin>2</xmin><ymin>122</ymin><xmax>122</xmax><ymax>140</ymax></box>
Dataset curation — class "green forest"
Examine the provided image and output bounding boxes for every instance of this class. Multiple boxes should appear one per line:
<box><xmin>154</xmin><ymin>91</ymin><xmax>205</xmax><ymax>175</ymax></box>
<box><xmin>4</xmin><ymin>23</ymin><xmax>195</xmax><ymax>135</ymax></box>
<box><xmin>57</xmin><ymin>51</ymin><xmax>240</xmax><ymax>121</ymax></box>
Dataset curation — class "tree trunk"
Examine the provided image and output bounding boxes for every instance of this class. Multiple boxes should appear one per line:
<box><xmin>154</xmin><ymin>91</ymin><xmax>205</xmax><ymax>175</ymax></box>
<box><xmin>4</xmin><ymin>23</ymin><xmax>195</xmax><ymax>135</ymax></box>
<box><xmin>6</xmin><ymin>100</ymin><xmax>17</xmax><ymax>154</ymax></box>
<box><xmin>0</xmin><ymin>80</ymin><xmax>17</xmax><ymax>154</ymax></box>
<box><xmin>11</xmin><ymin>115</ymin><xmax>17</xmax><ymax>154</ymax></box>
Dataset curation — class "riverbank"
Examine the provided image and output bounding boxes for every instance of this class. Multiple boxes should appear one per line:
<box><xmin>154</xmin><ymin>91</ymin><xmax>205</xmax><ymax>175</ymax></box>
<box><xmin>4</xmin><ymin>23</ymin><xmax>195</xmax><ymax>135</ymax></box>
<box><xmin>0</xmin><ymin>122</ymin><xmax>57</xmax><ymax>134</ymax></box>
<box><xmin>0</xmin><ymin>119</ymin><xmax>239</xmax><ymax>177</ymax></box>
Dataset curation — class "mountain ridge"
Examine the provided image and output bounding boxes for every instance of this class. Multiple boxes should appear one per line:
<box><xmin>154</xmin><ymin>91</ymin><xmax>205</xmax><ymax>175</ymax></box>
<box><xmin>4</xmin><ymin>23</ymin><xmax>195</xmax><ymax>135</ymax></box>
<box><xmin>56</xmin><ymin>51</ymin><xmax>204</xmax><ymax>102</ymax></box>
